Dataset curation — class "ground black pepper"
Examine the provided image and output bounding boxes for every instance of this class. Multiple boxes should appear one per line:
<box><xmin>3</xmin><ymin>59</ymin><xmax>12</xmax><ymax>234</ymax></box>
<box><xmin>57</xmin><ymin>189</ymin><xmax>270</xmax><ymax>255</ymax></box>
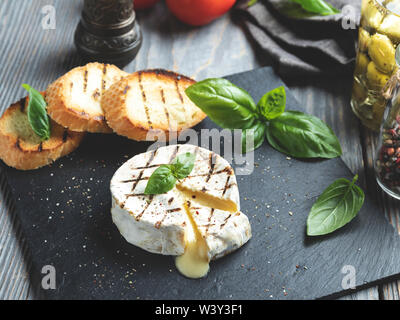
<box><xmin>375</xmin><ymin>115</ymin><xmax>400</xmax><ymax>196</ymax></box>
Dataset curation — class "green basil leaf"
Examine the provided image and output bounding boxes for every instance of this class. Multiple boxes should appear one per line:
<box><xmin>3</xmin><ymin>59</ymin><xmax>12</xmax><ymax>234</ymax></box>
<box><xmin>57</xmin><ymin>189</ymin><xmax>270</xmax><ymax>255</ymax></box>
<box><xmin>144</xmin><ymin>165</ymin><xmax>176</xmax><ymax>195</ymax></box>
<box><xmin>257</xmin><ymin>86</ymin><xmax>286</xmax><ymax>121</ymax></box>
<box><xmin>185</xmin><ymin>78</ymin><xmax>257</xmax><ymax>129</ymax></box>
<box><xmin>172</xmin><ymin>152</ymin><xmax>196</xmax><ymax>180</ymax></box>
<box><xmin>307</xmin><ymin>175</ymin><xmax>365</xmax><ymax>236</ymax></box>
<box><xmin>22</xmin><ymin>84</ymin><xmax>51</xmax><ymax>141</ymax></box>
<box><xmin>241</xmin><ymin>121</ymin><xmax>267</xmax><ymax>154</ymax></box>
<box><xmin>290</xmin><ymin>0</ymin><xmax>340</xmax><ymax>16</ymax></box>
<box><xmin>266</xmin><ymin>111</ymin><xmax>342</xmax><ymax>158</ymax></box>
<box><xmin>272</xmin><ymin>0</ymin><xmax>316</xmax><ymax>19</ymax></box>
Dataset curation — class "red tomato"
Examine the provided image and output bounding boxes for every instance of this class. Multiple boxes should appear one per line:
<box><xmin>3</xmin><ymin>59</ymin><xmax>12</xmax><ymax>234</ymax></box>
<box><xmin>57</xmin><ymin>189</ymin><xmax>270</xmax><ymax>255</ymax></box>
<box><xmin>134</xmin><ymin>0</ymin><xmax>160</xmax><ymax>10</ymax></box>
<box><xmin>166</xmin><ymin>0</ymin><xmax>236</xmax><ymax>26</ymax></box>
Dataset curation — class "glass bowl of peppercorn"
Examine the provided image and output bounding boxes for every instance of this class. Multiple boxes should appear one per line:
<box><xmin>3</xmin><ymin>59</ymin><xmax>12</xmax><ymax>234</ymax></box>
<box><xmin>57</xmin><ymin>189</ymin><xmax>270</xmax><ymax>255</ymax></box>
<box><xmin>374</xmin><ymin>44</ymin><xmax>400</xmax><ymax>200</ymax></box>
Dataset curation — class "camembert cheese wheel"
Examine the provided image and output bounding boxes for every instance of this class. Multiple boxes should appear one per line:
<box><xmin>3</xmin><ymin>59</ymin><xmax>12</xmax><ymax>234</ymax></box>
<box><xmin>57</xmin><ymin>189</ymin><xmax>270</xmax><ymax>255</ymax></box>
<box><xmin>110</xmin><ymin>144</ymin><xmax>252</xmax><ymax>278</ymax></box>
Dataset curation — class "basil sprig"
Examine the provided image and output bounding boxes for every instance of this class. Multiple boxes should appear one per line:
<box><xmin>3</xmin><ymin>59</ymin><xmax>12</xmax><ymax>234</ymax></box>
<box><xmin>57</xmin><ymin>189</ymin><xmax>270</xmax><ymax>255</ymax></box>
<box><xmin>144</xmin><ymin>152</ymin><xmax>195</xmax><ymax>195</ymax></box>
<box><xmin>290</xmin><ymin>0</ymin><xmax>340</xmax><ymax>16</ymax></box>
<box><xmin>22</xmin><ymin>84</ymin><xmax>51</xmax><ymax>141</ymax></box>
<box><xmin>248</xmin><ymin>0</ymin><xmax>339</xmax><ymax>16</ymax></box>
<box><xmin>186</xmin><ymin>79</ymin><xmax>342</xmax><ymax>158</ymax></box>
<box><xmin>185</xmin><ymin>78</ymin><xmax>257</xmax><ymax>130</ymax></box>
<box><xmin>307</xmin><ymin>175</ymin><xmax>365</xmax><ymax>236</ymax></box>
<box><xmin>266</xmin><ymin>111</ymin><xmax>342</xmax><ymax>158</ymax></box>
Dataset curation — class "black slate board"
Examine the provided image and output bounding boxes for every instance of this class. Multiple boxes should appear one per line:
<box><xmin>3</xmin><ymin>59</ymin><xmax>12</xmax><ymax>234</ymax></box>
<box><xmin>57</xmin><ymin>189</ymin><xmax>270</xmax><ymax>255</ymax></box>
<box><xmin>3</xmin><ymin>67</ymin><xmax>400</xmax><ymax>300</ymax></box>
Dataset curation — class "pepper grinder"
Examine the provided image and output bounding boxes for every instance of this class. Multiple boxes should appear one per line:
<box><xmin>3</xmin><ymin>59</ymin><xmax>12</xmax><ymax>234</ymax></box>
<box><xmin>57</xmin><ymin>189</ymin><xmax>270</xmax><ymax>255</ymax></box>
<box><xmin>74</xmin><ymin>0</ymin><xmax>142</xmax><ymax>67</ymax></box>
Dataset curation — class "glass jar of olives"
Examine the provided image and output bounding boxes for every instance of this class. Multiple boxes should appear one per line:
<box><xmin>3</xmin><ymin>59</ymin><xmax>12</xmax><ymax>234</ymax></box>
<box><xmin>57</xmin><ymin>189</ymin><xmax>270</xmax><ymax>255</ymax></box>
<box><xmin>351</xmin><ymin>0</ymin><xmax>400</xmax><ymax>131</ymax></box>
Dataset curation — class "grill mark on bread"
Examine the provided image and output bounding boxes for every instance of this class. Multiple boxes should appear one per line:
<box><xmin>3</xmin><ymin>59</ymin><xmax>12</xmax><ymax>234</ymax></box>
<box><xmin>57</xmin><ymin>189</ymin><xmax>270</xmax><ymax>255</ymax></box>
<box><xmin>19</xmin><ymin>97</ymin><xmax>27</xmax><ymax>112</ymax></box>
<box><xmin>93</xmin><ymin>89</ymin><xmax>101</xmax><ymax>100</ymax></box>
<box><xmin>83</xmin><ymin>67</ymin><xmax>88</xmax><ymax>93</ymax></box>
<box><xmin>135</xmin><ymin>195</ymin><xmax>154</xmax><ymax>221</ymax></box>
<box><xmin>160</xmin><ymin>88</ymin><xmax>171</xmax><ymax>129</ymax></box>
<box><xmin>37</xmin><ymin>142</ymin><xmax>43</xmax><ymax>152</ymax></box>
<box><xmin>168</xmin><ymin>197</ymin><xmax>174</xmax><ymax>204</ymax></box>
<box><xmin>138</xmin><ymin>72</ymin><xmax>153</xmax><ymax>129</ymax></box>
<box><xmin>101</xmin><ymin>65</ymin><xmax>107</xmax><ymax>94</ymax></box>
<box><xmin>15</xmin><ymin>138</ymin><xmax>22</xmax><ymax>151</ymax></box>
<box><xmin>174</xmin><ymin>78</ymin><xmax>184</xmax><ymax>104</ymax></box>
<box><xmin>62</xmin><ymin>130</ymin><xmax>69</xmax><ymax>142</ymax></box>
<box><xmin>123</xmin><ymin>85</ymin><xmax>130</xmax><ymax>95</ymax></box>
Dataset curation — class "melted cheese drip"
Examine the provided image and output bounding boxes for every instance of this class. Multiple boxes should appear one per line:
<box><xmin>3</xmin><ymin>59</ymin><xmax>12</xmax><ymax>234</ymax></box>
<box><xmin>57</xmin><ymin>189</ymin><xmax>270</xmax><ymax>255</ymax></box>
<box><xmin>176</xmin><ymin>185</ymin><xmax>238</xmax><ymax>213</ymax></box>
<box><xmin>175</xmin><ymin>201</ymin><xmax>210</xmax><ymax>279</ymax></box>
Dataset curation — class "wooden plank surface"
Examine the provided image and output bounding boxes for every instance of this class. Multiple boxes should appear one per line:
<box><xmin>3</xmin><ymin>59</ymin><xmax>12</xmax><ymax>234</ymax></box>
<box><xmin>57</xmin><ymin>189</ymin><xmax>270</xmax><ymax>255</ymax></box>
<box><xmin>0</xmin><ymin>0</ymin><xmax>397</xmax><ymax>300</ymax></box>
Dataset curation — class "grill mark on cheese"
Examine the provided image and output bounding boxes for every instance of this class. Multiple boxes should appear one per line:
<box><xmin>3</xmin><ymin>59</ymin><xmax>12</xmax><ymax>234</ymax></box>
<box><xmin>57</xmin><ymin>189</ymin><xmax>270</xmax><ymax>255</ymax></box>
<box><xmin>120</xmin><ymin>168</ymin><xmax>231</xmax><ymax>184</ymax></box>
<box><xmin>205</xmin><ymin>208</ymin><xmax>215</xmax><ymax>234</ymax></box>
<box><xmin>222</xmin><ymin>176</ymin><xmax>231</xmax><ymax>196</ymax></box>
<box><xmin>138</xmin><ymin>72</ymin><xmax>153</xmax><ymax>129</ymax></box>
<box><xmin>130</xmin><ymin>149</ymin><xmax>157</xmax><ymax>192</ymax></box>
<box><xmin>215</xmin><ymin>183</ymin><xmax>237</xmax><ymax>191</ymax></box>
<box><xmin>155</xmin><ymin>208</ymin><xmax>182</xmax><ymax>229</ymax></box>
<box><xmin>205</xmin><ymin>153</ymin><xmax>217</xmax><ymax>182</ymax></box>
<box><xmin>169</xmin><ymin>145</ymin><xmax>180</xmax><ymax>163</ymax></box>
<box><xmin>83</xmin><ymin>67</ymin><xmax>88</xmax><ymax>93</ymax></box>
<box><xmin>220</xmin><ymin>214</ymin><xmax>232</xmax><ymax>229</ymax></box>
<box><xmin>135</xmin><ymin>195</ymin><xmax>154</xmax><ymax>221</ymax></box>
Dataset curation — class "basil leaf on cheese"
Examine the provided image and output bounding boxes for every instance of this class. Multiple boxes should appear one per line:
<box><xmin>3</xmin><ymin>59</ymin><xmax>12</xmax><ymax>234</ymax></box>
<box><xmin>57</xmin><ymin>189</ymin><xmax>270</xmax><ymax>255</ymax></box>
<box><xmin>144</xmin><ymin>165</ymin><xmax>176</xmax><ymax>195</ymax></box>
<box><xmin>185</xmin><ymin>78</ymin><xmax>257</xmax><ymax>129</ymax></box>
<box><xmin>22</xmin><ymin>84</ymin><xmax>51</xmax><ymax>141</ymax></box>
<box><xmin>172</xmin><ymin>152</ymin><xmax>196</xmax><ymax>180</ymax></box>
<box><xmin>145</xmin><ymin>152</ymin><xmax>196</xmax><ymax>195</ymax></box>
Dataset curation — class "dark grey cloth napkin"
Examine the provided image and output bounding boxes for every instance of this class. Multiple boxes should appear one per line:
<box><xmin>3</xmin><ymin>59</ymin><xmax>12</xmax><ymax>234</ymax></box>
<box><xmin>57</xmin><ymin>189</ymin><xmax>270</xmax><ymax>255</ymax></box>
<box><xmin>234</xmin><ymin>0</ymin><xmax>361</xmax><ymax>76</ymax></box>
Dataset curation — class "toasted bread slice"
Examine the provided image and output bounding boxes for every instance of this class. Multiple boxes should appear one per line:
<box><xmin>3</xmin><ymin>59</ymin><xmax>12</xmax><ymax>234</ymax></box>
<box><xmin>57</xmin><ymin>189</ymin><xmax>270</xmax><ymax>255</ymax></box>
<box><xmin>45</xmin><ymin>62</ymin><xmax>129</xmax><ymax>133</ymax></box>
<box><xmin>101</xmin><ymin>69</ymin><xmax>207</xmax><ymax>141</ymax></box>
<box><xmin>0</xmin><ymin>96</ymin><xmax>84</xmax><ymax>170</ymax></box>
